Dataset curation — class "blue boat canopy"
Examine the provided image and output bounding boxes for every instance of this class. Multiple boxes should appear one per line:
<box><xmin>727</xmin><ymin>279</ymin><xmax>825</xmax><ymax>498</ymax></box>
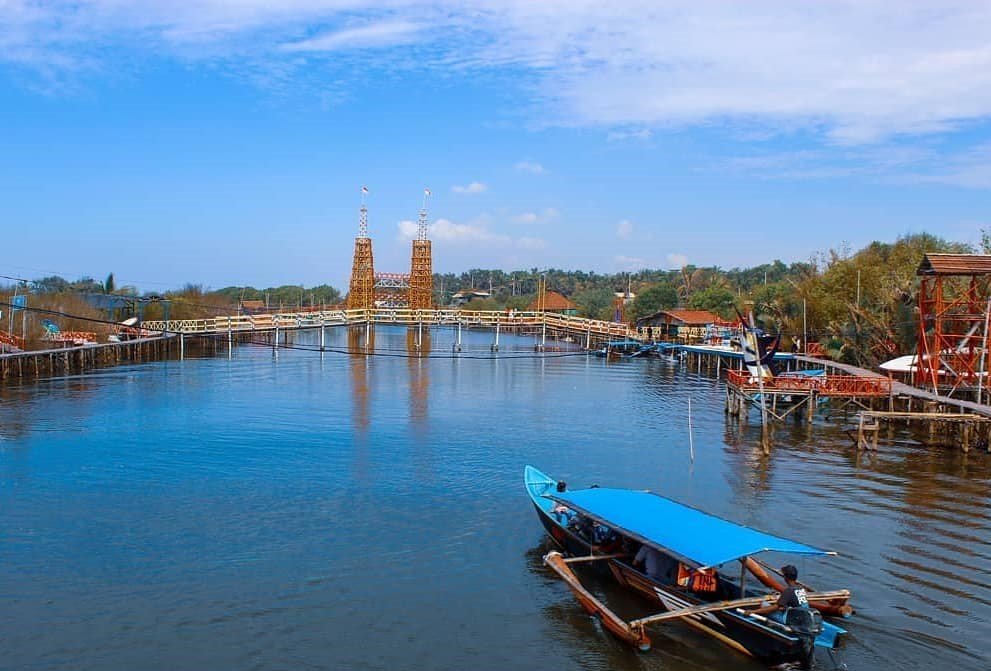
<box><xmin>549</xmin><ymin>488</ymin><xmax>833</xmax><ymax>569</ymax></box>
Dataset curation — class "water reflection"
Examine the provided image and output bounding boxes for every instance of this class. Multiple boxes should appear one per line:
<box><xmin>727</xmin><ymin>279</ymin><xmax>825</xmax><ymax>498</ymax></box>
<box><xmin>1</xmin><ymin>336</ymin><xmax>990</xmax><ymax>670</ymax></box>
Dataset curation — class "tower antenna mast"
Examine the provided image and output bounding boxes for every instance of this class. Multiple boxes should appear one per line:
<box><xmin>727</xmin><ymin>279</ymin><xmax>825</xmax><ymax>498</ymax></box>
<box><xmin>418</xmin><ymin>187</ymin><xmax>431</xmax><ymax>241</ymax></box>
<box><xmin>359</xmin><ymin>185</ymin><xmax>370</xmax><ymax>238</ymax></box>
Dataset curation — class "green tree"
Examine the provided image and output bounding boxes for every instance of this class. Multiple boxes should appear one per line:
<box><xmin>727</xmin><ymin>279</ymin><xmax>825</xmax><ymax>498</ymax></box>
<box><xmin>573</xmin><ymin>287</ymin><xmax>615</xmax><ymax>320</ymax></box>
<box><xmin>688</xmin><ymin>286</ymin><xmax>736</xmax><ymax>317</ymax></box>
<box><xmin>630</xmin><ymin>284</ymin><xmax>678</xmax><ymax>321</ymax></box>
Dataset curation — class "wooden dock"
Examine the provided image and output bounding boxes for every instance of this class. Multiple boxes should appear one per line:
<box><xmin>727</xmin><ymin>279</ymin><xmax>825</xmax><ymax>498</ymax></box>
<box><xmin>854</xmin><ymin>411</ymin><xmax>991</xmax><ymax>452</ymax></box>
<box><xmin>676</xmin><ymin>345</ymin><xmax>991</xmax><ymax>451</ymax></box>
<box><xmin>0</xmin><ymin>336</ymin><xmax>176</xmax><ymax>381</ymax></box>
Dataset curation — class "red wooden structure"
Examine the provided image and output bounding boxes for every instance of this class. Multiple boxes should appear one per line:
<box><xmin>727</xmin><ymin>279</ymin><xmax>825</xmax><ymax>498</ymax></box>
<box><xmin>726</xmin><ymin>369</ymin><xmax>890</xmax><ymax>397</ymax></box>
<box><xmin>915</xmin><ymin>254</ymin><xmax>991</xmax><ymax>395</ymax></box>
<box><xmin>0</xmin><ymin>329</ymin><xmax>24</xmax><ymax>352</ymax></box>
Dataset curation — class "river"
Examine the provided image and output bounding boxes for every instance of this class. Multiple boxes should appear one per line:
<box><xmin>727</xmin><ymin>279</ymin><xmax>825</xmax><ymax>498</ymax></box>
<box><xmin>1</xmin><ymin>326</ymin><xmax>988</xmax><ymax>670</ymax></box>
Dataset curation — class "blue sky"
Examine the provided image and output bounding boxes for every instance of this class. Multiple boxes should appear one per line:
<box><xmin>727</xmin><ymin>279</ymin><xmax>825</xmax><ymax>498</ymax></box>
<box><xmin>2</xmin><ymin>1</ymin><xmax>990</xmax><ymax>292</ymax></box>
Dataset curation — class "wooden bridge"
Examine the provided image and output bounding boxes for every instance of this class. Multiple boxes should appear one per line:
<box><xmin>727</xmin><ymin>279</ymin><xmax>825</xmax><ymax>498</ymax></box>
<box><xmin>139</xmin><ymin>308</ymin><xmax>635</xmax><ymax>345</ymax></box>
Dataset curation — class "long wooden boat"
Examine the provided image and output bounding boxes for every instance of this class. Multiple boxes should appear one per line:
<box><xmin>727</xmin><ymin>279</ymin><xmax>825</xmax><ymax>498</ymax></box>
<box><xmin>525</xmin><ymin>465</ymin><xmax>852</xmax><ymax>667</ymax></box>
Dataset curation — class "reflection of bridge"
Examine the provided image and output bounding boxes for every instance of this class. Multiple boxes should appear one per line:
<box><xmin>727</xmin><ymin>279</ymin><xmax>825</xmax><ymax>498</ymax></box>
<box><xmin>140</xmin><ymin>308</ymin><xmax>633</xmax><ymax>346</ymax></box>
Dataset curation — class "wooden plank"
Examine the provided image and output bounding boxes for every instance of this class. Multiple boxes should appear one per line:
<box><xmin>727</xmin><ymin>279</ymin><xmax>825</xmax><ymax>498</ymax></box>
<box><xmin>562</xmin><ymin>553</ymin><xmax>626</xmax><ymax>564</ymax></box>
<box><xmin>543</xmin><ymin>551</ymin><xmax>650</xmax><ymax>650</ymax></box>
<box><xmin>630</xmin><ymin>589</ymin><xmax>851</xmax><ymax>627</ymax></box>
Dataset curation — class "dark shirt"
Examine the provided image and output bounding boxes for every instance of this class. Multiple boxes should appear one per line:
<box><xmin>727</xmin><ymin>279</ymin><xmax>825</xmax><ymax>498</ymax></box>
<box><xmin>634</xmin><ymin>546</ymin><xmax>665</xmax><ymax>580</ymax></box>
<box><xmin>778</xmin><ymin>585</ymin><xmax>809</xmax><ymax>609</ymax></box>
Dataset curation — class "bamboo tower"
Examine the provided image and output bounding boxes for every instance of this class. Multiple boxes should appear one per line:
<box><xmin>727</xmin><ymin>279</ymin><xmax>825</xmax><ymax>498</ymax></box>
<box><xmin>408</xmin><ymin>189</ymin><xmax>433</xmax><ymax>310</ymax></box>
<box><xmin>347</xmin><ymin>189</ymin><xmax>375</xmax><ymax>310</ymax></box>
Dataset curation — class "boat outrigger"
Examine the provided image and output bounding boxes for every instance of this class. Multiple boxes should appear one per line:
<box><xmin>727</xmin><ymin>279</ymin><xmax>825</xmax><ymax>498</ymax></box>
<box><xmin>525</xmin><ymin>466</ymin><xmax>852</xmax><ymax>667</ymax></box>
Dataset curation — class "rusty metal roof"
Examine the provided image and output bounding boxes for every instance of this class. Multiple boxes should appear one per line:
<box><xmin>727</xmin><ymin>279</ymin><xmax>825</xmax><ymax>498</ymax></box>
<box><xmin>528</xmin><ymin>290</ymin><xmax>577</xmax><ymax>311</ymax></box>
<box><xmin>635</xmin><ymin>309</ymin><xmax>721</xmax><ymax>326</ymax></box>
<box><xmin>917</xmin><ymin>253</ymin><xmax>991</xmax><ymax>276</ymax></box>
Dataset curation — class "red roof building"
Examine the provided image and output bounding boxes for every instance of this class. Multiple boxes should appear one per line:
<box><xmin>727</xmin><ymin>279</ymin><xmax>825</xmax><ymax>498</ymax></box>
<box><xmin>528</xmin><ymin>290</ymin><xmax>578</xmax><ymax>315</ymax></box>
<box><xmin>634</xmin><ymin>308</ymin><xmax>723</xmax><ymax>342</ymax></box>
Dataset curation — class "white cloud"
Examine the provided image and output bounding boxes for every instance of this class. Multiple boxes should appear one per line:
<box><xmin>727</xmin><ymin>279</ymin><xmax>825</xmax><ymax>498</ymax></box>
<box><xmin>398</xmin><ymin>217</ymin><xmax>508</xmax><ymax>244</ymax></box>
<box><xmin>515</xmin><ymin>160</ymin><xmax>545</xmax><ymax>174</ymax></box>
<box><xmin>517</xmin><ymin>237</ymin><xmax>546</xmax><ymax>250</ymax></box>
<box><xmin>397</xmin><ymin>219</ymin><xmax>418</xmax><ymax>238</ymax></box>
<box><xmin>607</xmin><ymin>128</ymin><xmax>653</xmax><ymax>142</ymax></box>
<box><xmin>900</xmin><ymin>142</ymin><xmax>991</xmax><ymax>189</ymax></box>
<box><xmin>6</xmin><ymin>2</ymin><xmax>991</xmax><ymax>144</ymax></box>
<box><xmin>615</xmin><ymin>255</ymin><xmax>646</xmax><ymax>269</ymax></box>
<box><xmin>616</xmin><ymin>219</ymin><xmax>633</xmax><ymax>239</ymax></box>
<box><xmin>666</xmin><ymin>253</ymin><xmax>689</xmax><ymax>268</ymax></box>
<box><xmin>281</xmin><ymin>21</ymin><xmax>422</xmax><ymax>53</ymax></box>
<box><xmin>451</xmin><ymin>181</ymin><xmax>487</xmax><ymax>194</ymax></box>
<box><xmin>721</xmin><ymin>142</ymin><xmax>991</xmax><ymax>189</ymax></box>
<box><xmin>512</xmin><ymin>208</ymin><xmax>558</xmax><ymax>224</ymax></box>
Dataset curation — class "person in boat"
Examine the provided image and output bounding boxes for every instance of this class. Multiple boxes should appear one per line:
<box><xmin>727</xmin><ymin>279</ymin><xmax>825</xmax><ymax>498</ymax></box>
<box><xmin>748</xmin><ymin>564</ymin><xmax>809</xmax><ymax>615</ymax></box>
<box><xmin>590</xmin><ymin>525</ymin><xmax>624</xmax><ymax>554</ymax></box>
<box><xmin>551</xmin><ymin>481</ymin><xmax>572</xmax><ymax>523</ymax></box>
<box><xmin>632</xmin><ymin>544</ymin><xmax>666</xmax><ymax>581</ymax></box>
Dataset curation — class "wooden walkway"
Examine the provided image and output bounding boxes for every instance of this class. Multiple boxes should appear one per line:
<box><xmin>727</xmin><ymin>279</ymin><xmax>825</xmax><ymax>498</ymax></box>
<box><xmin>0</xmin><ymin>336</ymin><xmax>175</xmax><ymax>380</ymax></box>
<box><xmin>794</xmin><ymin>355</ymin><xmax>991</xmax><ymax>418</ymax></box>
<box><xmin>139</xmin><ymin>308</ymin><xmax>635</xmax><ymax>344</ymax></box>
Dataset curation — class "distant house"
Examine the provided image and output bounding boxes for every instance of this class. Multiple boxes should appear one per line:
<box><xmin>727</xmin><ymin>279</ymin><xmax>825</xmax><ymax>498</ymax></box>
<box><xmin>451</xmin><ymin>289</ymin><xmax>492</xmax><ymax>307</ymax></box>
<box><xmin>635</xmin><ymin>308</ymin><xmax>721</xmax><ymax>342</ymax></box>
<box><xmin>528</xmin><ymin>290</ymin><xmax>578</xmax><ymax>316</ymax></box>
<box><xmin>240</xmin><ymin>300</ymin><xmax>266</xmax><ymax>314</ymax></box>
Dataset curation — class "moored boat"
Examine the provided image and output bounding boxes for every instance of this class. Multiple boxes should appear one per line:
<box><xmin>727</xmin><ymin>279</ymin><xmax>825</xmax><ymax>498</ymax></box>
<box><xmin>525</xmin><ymin>465</ymin><xmax>852</xmax><ymax>667</ymax></box>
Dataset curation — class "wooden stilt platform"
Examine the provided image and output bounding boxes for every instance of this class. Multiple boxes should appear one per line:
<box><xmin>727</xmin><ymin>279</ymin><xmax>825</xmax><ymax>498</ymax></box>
<box><xmin>855</xmin><ymin>410</ymin><xmax>991</xmax><ymax>453</ymax></box>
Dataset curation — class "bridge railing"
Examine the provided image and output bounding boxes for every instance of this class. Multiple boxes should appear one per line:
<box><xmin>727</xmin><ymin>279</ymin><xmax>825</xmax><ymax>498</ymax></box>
<box><xmin>140</xmin><ymin>309</ymin><xmax>635</xmax><ymax>340</ymax></box>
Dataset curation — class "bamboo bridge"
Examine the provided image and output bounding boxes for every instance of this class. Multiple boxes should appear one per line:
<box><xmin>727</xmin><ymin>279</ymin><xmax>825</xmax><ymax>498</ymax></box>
<box><xmin>138</xmin><ymin>308</ymin><xmax>634</xmax><ymax>345</ymax></box>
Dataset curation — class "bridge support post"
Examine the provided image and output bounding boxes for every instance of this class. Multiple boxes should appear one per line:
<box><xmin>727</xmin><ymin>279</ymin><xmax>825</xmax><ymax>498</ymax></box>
<box><xmin>180</xmin><ymin>333</ymin><xmax>185</xmax><ymax>360</ymax></box>
<box><xmin>455</xmin><ymin>321</ymin><xmax>462</xmax><ymax>353</ymax></box>
<box><xmin>492</xmin><ymin>321</ymin><xmax>500</xmax><ymax>352</ymax></box>
<box><xmin>274</xmin><ymin>325</ymin><xmax>279</xmax><ymax>357</ymax></box>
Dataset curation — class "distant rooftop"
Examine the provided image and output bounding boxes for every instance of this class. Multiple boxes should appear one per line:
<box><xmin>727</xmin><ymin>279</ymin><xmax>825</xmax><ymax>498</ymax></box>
<box><xmin>917</xmin><ymin>253</ymin><xmax>991</xmax><ymax>276</ymax></box>
<box><xmin>528</xmin><ymin>290</ymin><xmax>576</xmax><ymax>311</ymax></box>
<box><xmin>657</xmin><ymin>309</ymin><xmax>721</xmax><ymax>325</ymax></box>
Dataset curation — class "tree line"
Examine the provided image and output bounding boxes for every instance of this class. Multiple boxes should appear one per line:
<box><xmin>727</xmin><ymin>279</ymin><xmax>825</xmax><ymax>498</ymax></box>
<box><xmin>1</xmin><ymin>232</ymin><xmax>974</xmax><ymax>366</ymax></box>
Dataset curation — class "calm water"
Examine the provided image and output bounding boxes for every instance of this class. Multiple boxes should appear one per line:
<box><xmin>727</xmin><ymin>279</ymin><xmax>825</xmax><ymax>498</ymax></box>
<box><xmin>2</xmin><ymin>326</ymin><xmax>989</xmax><ymax>670</ymax></box>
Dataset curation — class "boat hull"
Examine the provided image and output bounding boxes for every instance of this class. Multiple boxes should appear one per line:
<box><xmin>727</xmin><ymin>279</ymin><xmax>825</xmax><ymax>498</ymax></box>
<box><xmin>525</xmin><ymin>466</ymin><xmax>834</xmax><ymax>665</ymax></box>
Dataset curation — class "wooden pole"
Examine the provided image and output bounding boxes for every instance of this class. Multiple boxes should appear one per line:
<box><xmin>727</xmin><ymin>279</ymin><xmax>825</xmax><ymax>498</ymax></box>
<box><xmin>630</xmin><ymin>589</ymin><xmax>851</xmax><ymax>628</ymax></box>
<box><xmin>978</xmin><ymin>297</ymin><xmax>990</xmax><ymax>405</ymax></box>
<box><xmin>688</xmin><ymin>398</ymin><xmax>695</xmax><ymax>463</ymax></box>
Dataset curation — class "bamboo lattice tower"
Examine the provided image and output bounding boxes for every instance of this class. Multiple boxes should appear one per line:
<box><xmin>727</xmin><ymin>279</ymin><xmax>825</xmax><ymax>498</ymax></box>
<box><xmin>347</xmin><ymin>192</ymin><xmax>375</xmax><ymax>310</ymax></box>
<box><xmin>915</xmin><ymin>253</ymin><xmax>991</xmax><ymax>397</ymax></box>
<box><xmin>408</xmin><ymin>189</ymin><xmax>433</xmax><ymax>310</ymax></box>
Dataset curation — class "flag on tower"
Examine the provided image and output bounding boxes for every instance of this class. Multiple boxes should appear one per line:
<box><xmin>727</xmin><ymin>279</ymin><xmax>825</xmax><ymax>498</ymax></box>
<box><xmin>424</xmin><ymin>188</ymin><xmax>431</xmax><ymax>196</ymax></box>
<box><xmin>361</xmin><ymin>186</ymin><xmax>369</xmax><ymax>194</ymax></box>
